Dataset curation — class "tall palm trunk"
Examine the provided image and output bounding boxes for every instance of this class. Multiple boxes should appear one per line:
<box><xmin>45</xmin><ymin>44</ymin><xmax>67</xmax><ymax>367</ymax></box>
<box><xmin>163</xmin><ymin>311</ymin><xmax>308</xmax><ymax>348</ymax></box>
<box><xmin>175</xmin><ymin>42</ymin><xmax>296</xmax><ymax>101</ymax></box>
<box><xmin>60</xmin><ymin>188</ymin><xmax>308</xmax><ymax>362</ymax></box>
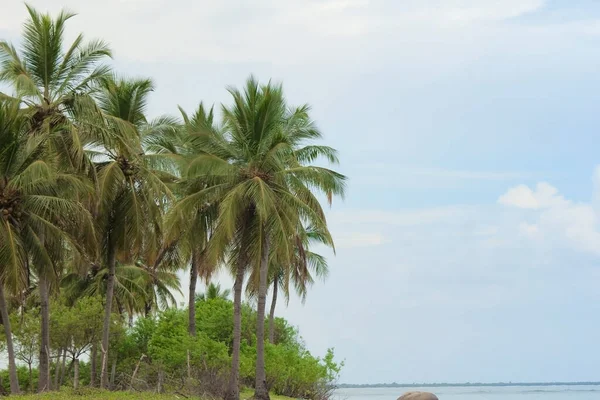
<box><xmin>110</xmin><ymin>356</ymin><xmax>117</xmax><ymax>389</ymax></box>
<box><xmin>38</xmin><ymin>274</ymin><xmax>51</xmax><ymax>392</ymax></box>
<box><xmin>53</xmin><ymin>347</ymin><xmax>63</xmax><ymax>390</ymax></box>
<box><xmin>254</xmin><ymin>234</ymin><xmax>271</xmax><ymax>400</ymax></box>
<box><xmin>100</xmin><ymin>239</ymin><xmax>117</xmax><ymax>389</ymax></box>
<box><xmin>90</xmin><ymin>342</ymin><xmax>97</xmax><ymax>387</ymax></box>
<box><xmin>188</xmin><ymin>250</ymin><xmax>199</xmax><ymax>336</ymax></box>
<box><xmin>59</xmin><ymin>348</ymin><xmax>67</xmax><ymax>386</ymax></box>
<box><xmin>73</xmin><ymin>359</ymin><xmax>80</xmax><ymax>389</ymax></box>
<box><xmin>224</xmin><ymin>255</ymin><xmax>245</xmax><ymax>400</ymax></box>
<box><xmin>0</xmin><ymin>283</ymin><xmax>20</xmax><ymax>394</ymax></box>
<box><xmin>268</xmin><ymin>279</ymin><xmax>278</xmax><ymax>344</ymax></box>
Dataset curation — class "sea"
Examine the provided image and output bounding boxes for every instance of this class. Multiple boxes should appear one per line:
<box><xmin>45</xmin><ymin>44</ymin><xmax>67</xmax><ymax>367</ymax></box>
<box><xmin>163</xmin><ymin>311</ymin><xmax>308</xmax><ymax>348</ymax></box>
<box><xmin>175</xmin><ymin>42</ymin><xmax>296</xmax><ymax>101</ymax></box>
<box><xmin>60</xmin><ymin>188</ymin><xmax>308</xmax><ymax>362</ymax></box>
<box><xmin>334</xmin><ymin>385</ymin><xmax>600</xmax><ymax>400</ymax></box>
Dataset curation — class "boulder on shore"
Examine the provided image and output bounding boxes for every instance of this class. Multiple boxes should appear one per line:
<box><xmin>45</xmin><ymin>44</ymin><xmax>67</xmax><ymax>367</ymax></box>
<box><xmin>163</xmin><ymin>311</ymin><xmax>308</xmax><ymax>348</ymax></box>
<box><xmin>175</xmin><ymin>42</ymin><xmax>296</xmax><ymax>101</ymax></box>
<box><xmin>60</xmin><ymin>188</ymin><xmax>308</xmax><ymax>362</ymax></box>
<box><xmin>398</xmin><ymin>392</ymin><xmax>439</xmax><ymax>400</ymax></box>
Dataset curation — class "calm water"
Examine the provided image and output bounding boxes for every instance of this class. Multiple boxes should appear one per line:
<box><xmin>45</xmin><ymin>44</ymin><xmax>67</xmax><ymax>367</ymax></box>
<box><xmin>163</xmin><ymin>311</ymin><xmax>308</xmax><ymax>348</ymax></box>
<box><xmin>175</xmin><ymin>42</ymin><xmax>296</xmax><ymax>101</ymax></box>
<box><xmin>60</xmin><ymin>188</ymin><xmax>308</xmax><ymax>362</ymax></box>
<box><xmin>334</xmin><ymin>386</ymin><xmax>600</xmax><ymax>400</ymax></box>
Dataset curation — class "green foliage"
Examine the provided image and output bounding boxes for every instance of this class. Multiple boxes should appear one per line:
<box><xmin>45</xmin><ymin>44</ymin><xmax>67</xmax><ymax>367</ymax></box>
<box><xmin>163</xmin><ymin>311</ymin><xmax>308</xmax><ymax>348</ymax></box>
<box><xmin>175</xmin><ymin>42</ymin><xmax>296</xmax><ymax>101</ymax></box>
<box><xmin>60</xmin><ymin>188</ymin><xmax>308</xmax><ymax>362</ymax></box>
<box><xmin>50</xmin><ymin>296</ymin><xmax>104</xmax><ymax>358</ymax></box>
<box><xmin>148</xmin><ymin>308</ymin><xmax>230</xmax><ymax>372</ymax></box>
<box><xmin>147</xmin><ymin>309</ymin><xmax>190</xmax><ymax>369</ymax></box>
<box><xmin>0</xmin><ymin>365</ymin><xmax>39</xmax><ymax>393</ymax></box>
<box><xmin>1</xmin><ymin>298</ymin><xmax>341</xmax><ymax>398</ymax></box>
<box><xmin>193</xmin><ymin>299</ymin><xmax>341</xmax><ymax>397</ymax></box>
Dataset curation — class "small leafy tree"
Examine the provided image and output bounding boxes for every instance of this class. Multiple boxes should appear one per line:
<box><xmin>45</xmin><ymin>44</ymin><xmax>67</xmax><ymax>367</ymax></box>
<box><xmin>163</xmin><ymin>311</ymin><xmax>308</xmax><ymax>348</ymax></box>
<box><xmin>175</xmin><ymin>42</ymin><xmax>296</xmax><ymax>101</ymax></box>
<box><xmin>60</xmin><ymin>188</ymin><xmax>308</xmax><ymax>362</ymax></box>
<box><xmin>12</xmin><ymin>309</ymin><xmax>40</xmax><ymax>392</ymax></box>
<box><xmin>51</xmin><ymin>296</ymin><xmax>104</xmax><ymax>388</ymax></box>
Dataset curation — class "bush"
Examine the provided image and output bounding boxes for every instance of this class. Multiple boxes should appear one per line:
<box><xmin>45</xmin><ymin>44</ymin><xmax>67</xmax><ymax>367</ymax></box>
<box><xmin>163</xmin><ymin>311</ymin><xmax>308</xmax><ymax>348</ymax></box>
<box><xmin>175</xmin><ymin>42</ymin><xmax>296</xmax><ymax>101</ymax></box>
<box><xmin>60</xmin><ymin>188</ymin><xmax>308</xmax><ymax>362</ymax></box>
<box><xmin>1</xmin><ymin>297</ymin><xmax>342</xmax><ymax>399</ymax></box>
<box><xmin>0</xmin><ymin>365</ymin><xmax>39</xmax><ymax>394</ymax></box>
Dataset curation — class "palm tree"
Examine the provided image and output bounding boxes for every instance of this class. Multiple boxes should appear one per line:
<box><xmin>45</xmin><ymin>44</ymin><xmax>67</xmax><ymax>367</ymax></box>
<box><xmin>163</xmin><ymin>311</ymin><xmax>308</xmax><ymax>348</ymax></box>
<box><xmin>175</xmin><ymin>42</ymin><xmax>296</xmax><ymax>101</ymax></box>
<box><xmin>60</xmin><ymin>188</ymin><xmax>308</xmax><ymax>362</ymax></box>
<box><xmin>134</xmin><ymin>243</ymin><xmax>183</xmax><ymax>317</ymax></box>
<box><xmin>170</xmin><ymin>77</ymin><xmax>345</xmax><ymax>400</ymax></box>
<box><xmin>196</xmin><ymin>282</ymin><xmax>231</xmax><ymax>302</ymax></box>
<box><xmin>0</xmin><ymin>6</ymin><xmax>111</xmax><ymax>391</ymax></box>
<box><xmin>0</xmin><ymin>97</ymin><xmax>95</xmax><ymax>392</ymax></box>
<box><xmin>0</xmin><ymin>5</ymin><xmax>112</xmax><ymax>172</ymax></box>
<box><xmin>165</xmin><ymin>103</ymin><xmax>219</xmax><ymax>337</ymax></box>
<box><xmin>93</xmin><ymin>76</ymin><xmax>176</xmax><ymax>388</ymax></box>
<box><xmin>0</xmin><ymin>99</ymin><xmax>26</xmax><ymax>395</ymax></box>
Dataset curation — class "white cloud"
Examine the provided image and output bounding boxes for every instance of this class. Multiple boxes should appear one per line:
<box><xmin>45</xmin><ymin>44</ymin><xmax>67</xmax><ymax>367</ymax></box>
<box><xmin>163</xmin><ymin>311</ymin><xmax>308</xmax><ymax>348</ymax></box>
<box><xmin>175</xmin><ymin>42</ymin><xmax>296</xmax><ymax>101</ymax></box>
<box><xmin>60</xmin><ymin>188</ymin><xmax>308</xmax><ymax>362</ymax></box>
<box><xmin>0</xmin><ymin>0</ymin><xmax>552</xmax><ymax>65</ymax></box>
<box><xmin>499</xmin><ymin>178</ymin><xmax>600</xmax><ymax>255</ymax></box>
<box><xmin>498</xmin><ymin>182</ymin><xmax>566</xmax><ymax>209</ymax></box>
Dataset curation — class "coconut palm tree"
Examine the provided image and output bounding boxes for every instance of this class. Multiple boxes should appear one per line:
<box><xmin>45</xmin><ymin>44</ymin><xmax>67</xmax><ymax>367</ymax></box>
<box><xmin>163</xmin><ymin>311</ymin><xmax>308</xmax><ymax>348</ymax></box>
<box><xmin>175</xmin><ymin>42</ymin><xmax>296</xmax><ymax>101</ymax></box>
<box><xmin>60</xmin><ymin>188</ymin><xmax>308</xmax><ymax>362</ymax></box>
<box><xmin>0</xmin><ymin>97</ymin><xmax>95</xmax><ymax>392</ymax></box>
<box><xmin>170</xmin><ymin>77</ymin><xmax>345</xmax><ymax>400</ymax></box>
<box><xmin>0</xmin><ymin>5</ymin><xmax>112</xmax><ymax>172</ymax></box>
<box><xmin>93</xmin><ymin>76</ymin><xmax>176</xmax><ymax>388</ymax></box>
<box><xmin>164</xmin><ymin>103</ymin><xmax>219</xmax><ymax>336</ymax></box>
<box><xmin>134</xmin><ymin>243</ymin><xmax>183</xmax><ymax>317</ymax></box>
<box><xmin>0</xmin><ymin>7</ymin><xmax>110</xmax><ymax>391</ymax></box>
<box><xmin>0</xmin><ymin>99</ymin><xmax>26</xmax><ymax>395</ymax></box>
<box><xmin>196</xmin><ymin>282</ymin><xmax>231</xmax><ymax>302</ymax></box>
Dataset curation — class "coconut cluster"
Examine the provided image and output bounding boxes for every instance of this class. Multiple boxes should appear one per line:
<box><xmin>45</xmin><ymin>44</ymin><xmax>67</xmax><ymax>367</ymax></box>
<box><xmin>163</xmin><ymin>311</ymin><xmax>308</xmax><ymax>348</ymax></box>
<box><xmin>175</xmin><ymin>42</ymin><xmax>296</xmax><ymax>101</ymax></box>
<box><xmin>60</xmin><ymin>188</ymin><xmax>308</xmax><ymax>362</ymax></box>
<box><xmin>0</xmin><ymin>190</ymin><xmax>23</xmax><ymax>222</ymax></box>
<box><xmin>117</xmin><ymin>156</ymin><xmax>138</xmax><ymax>177</ymax></box>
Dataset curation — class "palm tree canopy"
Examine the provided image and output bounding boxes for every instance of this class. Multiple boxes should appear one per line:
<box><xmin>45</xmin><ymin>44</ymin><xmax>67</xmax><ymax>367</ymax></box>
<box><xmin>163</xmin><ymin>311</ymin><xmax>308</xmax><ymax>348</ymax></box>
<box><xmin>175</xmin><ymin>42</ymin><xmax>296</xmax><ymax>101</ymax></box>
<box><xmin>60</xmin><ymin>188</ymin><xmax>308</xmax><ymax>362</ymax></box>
<box><xmin>171</xmin><ymin>76</ymin><xmax>346</xmax><ymax>278</ymax></box>
<box><xmin>93</xmin><ymin>76</ymin><xmax>177</xmax><ymax>265</ymax></box>
<box><xmin>196</xmin><ymin>282</ymin><xmax>231</xmax><ymax>302</ymax></box>
<box><xmin>0</xmin><ymin>97</ymin><xmax>95</xmax><ymax>292</ymax></box>
<box><xmin>0</xmin><ymin>5</ymin><xmax>111</xmax><ymax>105</ymax></box>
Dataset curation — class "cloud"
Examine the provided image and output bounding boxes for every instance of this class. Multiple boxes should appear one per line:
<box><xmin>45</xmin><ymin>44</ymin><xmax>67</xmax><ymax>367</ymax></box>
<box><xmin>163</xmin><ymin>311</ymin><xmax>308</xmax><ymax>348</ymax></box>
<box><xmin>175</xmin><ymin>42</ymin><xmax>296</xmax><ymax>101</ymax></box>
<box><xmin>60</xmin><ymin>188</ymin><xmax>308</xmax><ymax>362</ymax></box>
<box><xmin>498</xmin><ymin>176</ymin><xmax>600</xmax><ymax>255</ymax></box>
<box><xmin>498</xmin><ymin>182</ymin><xmax>566</xmax><ymax>209</ymax></box>
<box><xmin>0</xmin><ymin>0</ymin><xmax>552</xmax><ymax>65</ymax></box>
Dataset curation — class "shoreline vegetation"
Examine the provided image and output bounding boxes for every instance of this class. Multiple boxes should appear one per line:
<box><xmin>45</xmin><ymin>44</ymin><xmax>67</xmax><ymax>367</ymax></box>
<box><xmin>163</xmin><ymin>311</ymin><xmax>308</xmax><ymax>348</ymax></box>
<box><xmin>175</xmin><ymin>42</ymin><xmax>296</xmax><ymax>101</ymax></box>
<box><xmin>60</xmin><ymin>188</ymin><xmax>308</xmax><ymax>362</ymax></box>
<box><xmin>6</xmin><ymin>388</ymin><xmax>297</xmax><ymax>399</ymax></box>
<box><xmin>339</xmin><ymin>382</ymin><xmax>600</xmax><ymax>388</ymax></box>
<box><xmin>0</xmin><ymin>4</ymin><xmax>345</xmax><ymax>399</ymax></box>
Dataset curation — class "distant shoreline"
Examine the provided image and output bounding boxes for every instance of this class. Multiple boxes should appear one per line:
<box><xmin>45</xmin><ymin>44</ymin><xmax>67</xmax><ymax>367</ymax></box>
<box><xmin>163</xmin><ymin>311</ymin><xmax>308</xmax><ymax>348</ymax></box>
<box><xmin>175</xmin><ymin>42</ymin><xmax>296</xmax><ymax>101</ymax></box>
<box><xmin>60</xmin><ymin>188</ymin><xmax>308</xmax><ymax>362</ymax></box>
<box><xmin>338</xmin><ymin>382</ymin><xmax>600</xmax><ymax>388</ymax></box>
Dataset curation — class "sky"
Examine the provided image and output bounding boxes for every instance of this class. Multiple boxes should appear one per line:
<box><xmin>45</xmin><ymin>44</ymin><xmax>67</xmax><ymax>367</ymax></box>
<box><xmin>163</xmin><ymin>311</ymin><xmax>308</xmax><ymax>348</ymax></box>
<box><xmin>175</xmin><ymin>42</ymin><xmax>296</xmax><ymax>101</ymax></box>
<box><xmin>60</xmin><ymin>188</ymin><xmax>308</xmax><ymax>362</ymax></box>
<box><xmin>3</xmin><ymin>0</ymin><xmax>600</xmax><ymax>385</ymax></box>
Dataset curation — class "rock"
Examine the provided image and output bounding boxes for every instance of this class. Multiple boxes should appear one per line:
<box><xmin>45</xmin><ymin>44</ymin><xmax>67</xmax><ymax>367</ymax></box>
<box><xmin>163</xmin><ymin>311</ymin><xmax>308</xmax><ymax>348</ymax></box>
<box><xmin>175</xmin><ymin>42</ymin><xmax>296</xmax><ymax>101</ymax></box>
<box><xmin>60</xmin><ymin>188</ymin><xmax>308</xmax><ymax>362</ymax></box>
<box><xmin>398</xmin><ymin>391</ymin><xmax>439</xmax><ymax>400</ymax></box>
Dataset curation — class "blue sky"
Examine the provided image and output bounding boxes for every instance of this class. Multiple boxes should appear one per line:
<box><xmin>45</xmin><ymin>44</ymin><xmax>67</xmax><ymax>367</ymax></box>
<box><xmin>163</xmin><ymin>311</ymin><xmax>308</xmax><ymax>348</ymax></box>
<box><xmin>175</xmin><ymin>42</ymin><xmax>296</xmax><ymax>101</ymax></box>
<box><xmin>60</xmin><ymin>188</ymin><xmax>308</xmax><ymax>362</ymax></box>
<box><xmin>3</xmin><ymin>0</ymin><xmax>600</xmax><ymax>384</ymax></box>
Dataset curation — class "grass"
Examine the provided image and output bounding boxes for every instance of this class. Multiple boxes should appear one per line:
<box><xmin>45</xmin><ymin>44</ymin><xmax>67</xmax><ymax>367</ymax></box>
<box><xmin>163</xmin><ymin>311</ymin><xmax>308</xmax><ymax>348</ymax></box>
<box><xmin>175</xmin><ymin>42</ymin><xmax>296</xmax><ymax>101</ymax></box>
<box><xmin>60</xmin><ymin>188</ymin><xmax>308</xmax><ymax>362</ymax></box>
<box><xmin>241</xmin><ymin>389</ymin><xmax>295</xmax><ymax>400</ymax></box>
<box><xmin>9</xmin><ymin>388</ymin><xmax>296</xmax><ymax>400</ymax></box>
<box><xmin>12</xmin><ymin>390</ymin><xmax>191</xmax><ymax>399</ymax></box>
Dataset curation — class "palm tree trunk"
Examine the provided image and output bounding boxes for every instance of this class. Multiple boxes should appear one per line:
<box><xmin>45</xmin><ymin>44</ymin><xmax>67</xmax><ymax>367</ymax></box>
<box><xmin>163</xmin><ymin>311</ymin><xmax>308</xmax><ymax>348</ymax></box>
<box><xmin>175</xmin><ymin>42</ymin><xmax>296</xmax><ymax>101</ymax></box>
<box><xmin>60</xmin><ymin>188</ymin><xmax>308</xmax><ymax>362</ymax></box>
<box><xmin>38</xmin><ymin>274</ymin><xmax>51</xmax><ymax>392</ymax></box>
<box><xmin>59</xmin><ymin>348</ymin><xmax>67</xmax><ymax>386</ymax></box>
<box><xmin>53</xmin><ymin>348</ymin><xmax>62</xmax><ymax>390</ymax></box>
<box><xmin>100</xmin><ymin>240</ymin><xmax>117</xmax><ymax>389</ymax></box>
<box><xmin>224</xmin><ymin>255</ymin><xmax>245</xmax><ymax>400</ymax></box>
<box><xmin>188</xmin><ymin>251</ymin><xmax>199</xmax><ymax>336</ymax></box>
<box><xmin>268</xmin><ymin>279</ymin><xmax>278</xmax><ymax>344</ymax></box>
<box><xmin>110</xmin><ymin>355</ymin><xmax>117</xmax><ymax>389</ymax></box>
<box><xmin>0</xmin><ymin>283</ymin><xmax>20</xmax><ymax>394</ymax></box>
<box><xmin>90</xmin><ymin>342</ymin><xmax>97</xmax><ymax>387</ymax></box>
<box><xmin>254</xmin><ymin>235</ymin><xmax>271</xmax><ymax>400</ymax></box>
<box><xmin>73</xmin><ymin>359</ymin><xmax>80</xmax><ymax>389</ymax></box>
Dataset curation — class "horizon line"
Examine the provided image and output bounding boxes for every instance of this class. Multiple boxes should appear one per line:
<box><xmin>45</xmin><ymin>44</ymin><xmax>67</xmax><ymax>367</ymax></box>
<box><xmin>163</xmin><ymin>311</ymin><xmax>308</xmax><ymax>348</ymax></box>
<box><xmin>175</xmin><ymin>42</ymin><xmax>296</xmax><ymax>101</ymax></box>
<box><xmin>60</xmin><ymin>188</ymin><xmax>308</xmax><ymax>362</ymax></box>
<box><xmin>338</xmin><ymin>381</ymin><xmax>600</xmax><ymax>388</ymax></box>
